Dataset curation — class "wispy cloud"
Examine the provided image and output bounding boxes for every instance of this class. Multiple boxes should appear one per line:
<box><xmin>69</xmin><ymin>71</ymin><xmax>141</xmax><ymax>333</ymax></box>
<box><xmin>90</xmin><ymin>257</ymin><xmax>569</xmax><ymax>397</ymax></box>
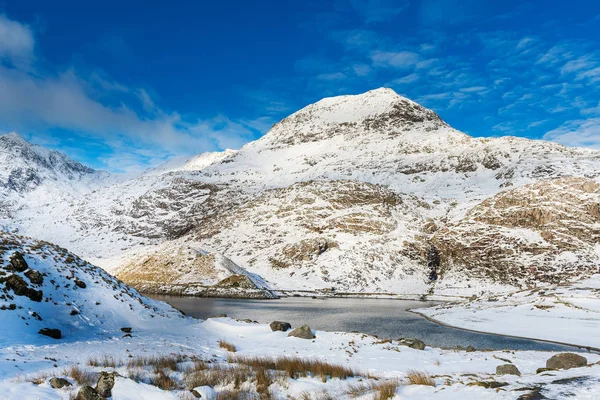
<box><xmin>0</xmin><ymin>15</ymin><xmax>262</xmax><ymax>173</ymax></box>
<box><xmin>544</xmin><ymin>118</ymin><xmax>600</xmax><ymax>148</ymax></box>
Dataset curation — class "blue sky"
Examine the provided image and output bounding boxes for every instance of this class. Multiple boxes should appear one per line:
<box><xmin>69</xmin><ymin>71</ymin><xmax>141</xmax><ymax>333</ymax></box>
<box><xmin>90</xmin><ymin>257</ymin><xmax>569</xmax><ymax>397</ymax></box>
<box><xmin>0</xmin><ymin>1</ymin><xmax>599</xmax><ymax>172</ymax></box>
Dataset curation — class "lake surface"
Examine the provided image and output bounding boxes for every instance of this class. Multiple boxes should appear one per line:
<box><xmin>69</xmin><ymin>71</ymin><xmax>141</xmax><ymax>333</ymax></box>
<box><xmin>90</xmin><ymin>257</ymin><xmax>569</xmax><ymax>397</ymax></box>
<box><xmin>151</xmin><ymin>296</ymin><xmax>581</xmax><ymax>352</ymax></box>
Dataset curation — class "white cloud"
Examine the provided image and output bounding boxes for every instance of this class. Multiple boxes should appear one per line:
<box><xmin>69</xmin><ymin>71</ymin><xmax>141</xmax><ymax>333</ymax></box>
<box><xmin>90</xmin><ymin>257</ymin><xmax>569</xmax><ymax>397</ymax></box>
<box><xmin>391</xmin><ymin>73</ymin><xmax>419</xmax><ymax>85</ymax></box>
<box><xmin>544</xmin><ymin>118</ymin><xmax>600</xmax><ymax>148</ymax></box>
<box><xmin>0</xmin><ymin>14</ymin><xmax>34</xmax><ymax>69</ymax></box>
<box><xmin>0</xmin><ymin>14</ymin><xmax>262</xmax><ymax>172</ymax></box>
<box><xmin>370</xmin><ymin>50</ymin><xmax>419</xmax><ymax>69</ymax></box>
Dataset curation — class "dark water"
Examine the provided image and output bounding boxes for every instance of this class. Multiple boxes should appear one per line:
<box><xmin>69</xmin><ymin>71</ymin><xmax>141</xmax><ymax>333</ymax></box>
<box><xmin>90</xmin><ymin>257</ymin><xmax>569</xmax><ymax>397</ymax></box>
<box><xmin>151</xmin><ymin>296</ymin><xmax>584</xmax><ymax>352</ymax></box>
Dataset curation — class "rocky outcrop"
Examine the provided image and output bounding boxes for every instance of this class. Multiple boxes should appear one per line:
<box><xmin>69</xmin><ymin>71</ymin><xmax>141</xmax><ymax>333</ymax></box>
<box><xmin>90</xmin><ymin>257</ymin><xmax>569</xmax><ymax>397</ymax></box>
<box><xmin>432</xmin><ymin>177</ymin><xmax>600</xmax><ymax>287</ymax></box>
<box><xmin>6</xmin><ymin>274</ymin><xmax>43</xmax><ymax>302</ymax></box>
<box><xmin>9</xmin><ymin>252</ymin><xmax>29</xmax><ymax>272</ymax></box>
<box><xmin>95</xmin><ymin>372</ymin><xmax>117</xmax><ymax>397</ymax></box>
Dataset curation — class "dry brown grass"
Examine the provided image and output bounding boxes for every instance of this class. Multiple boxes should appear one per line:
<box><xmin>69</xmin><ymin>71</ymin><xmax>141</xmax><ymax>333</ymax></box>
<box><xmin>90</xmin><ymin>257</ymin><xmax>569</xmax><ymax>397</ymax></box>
<box><xmin>230</xmin><ymin>356</ymin><xmax>356</xmax><ymax>381</ymax></box>
<box><xmin>373</xmin><ymin>379</ymin><xmax>402</xmax><ymax>399</ymax></box>
<box><xmin>126</xmin><ymin>354</ymin><xmax>185</xmax><ymax>370</ymax></box>
<box><xmin>345</xmin><ymin>379</ymin><xmax>401</xmax><ymax>399</ymax></box>
<box><xmin>216</xmin><ymin>389</ymin><xmax>257</xmax><ymax>400</ymax></box>
<box><xmin>218</xmin><ymin>339</ymin><xmax>237</xmax><ymax>352</ymax></box>
<box><xmin>150</xmin><ymin>370</ymin><xmax>179</xmax><ymax>391</ymax></box>
<box><xmin>405</xmin><ymin>370</ymin><xmax>435</xmax><ymax>387</ymax></box>
<box><xmin>68</xmin><ymin>366</ymin><xmax>96</xmax><ymax>386</ymax></box>
<box><xmin>184</xmin><ymin>364</ymin><xmax>252</xmax><ymax>390</ymax></box>
<box><xmin>88</xmin><ymin>355</ymin><xmax>121</xmax><ymax>368</ymax></box>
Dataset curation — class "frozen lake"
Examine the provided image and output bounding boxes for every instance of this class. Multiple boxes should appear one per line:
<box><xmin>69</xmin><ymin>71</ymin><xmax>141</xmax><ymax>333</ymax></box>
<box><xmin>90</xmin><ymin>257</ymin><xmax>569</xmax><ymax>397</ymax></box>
<box><xmin>151</xmin><ymin>295</ymin><xmax>581</xmax><ymax>352</ymax></box>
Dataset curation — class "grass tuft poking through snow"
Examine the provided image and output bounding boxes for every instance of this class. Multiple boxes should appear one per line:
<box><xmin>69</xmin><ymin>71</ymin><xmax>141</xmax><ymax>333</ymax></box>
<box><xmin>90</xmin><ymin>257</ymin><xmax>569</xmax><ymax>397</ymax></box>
<box><xmin>218</xmin><ymin>339</ymin><xmax>237</xmax><ymax>352</ymax></box>
<box><xmin>229</xmin><ymin>355</ymin><xmax>356</xmax><ymax>381</ymax></box>
<box><xmin>68</xmin><ymin>366</ymin><xmax>96</xmax><ymax>386</ymax></box>
<box><xmin>405</xmin><ymin>370</ymin><xmax>435</xmax><ymax>386</ymax></box>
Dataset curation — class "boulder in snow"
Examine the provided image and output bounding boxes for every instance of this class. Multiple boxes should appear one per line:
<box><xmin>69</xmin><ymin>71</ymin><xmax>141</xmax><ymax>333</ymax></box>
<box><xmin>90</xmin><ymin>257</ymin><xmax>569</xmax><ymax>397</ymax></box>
<box><xmin>288</xmin><ymin>325</ymin><xmax>315</xmax><ymax>339</ymax></box>
<box><xmin>546</xmin><ymin>353</ymin><xmax>587</xmax><ymax>370</ymax></box>
<box><xmin>496</xmin><ymin>364</ymin><xmax>521</xmax><ymax>376</ymax></box>
<box><xmin>270</xmin><ymin>321</ymin><xmax>292</xmax><ymax>332</ymax></box>
<box><xmin>38</xmin><ymin>328</ymin><xmax>62</xmax><ymax>339</ymax></box>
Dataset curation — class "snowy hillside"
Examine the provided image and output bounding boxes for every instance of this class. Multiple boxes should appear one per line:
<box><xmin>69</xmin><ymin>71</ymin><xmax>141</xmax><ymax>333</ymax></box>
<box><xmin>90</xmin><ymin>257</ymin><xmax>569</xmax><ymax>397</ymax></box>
<box><xmin>0</xmin><ymin>132</ymin><xmax>112</xmax><ymax>220</ymax></box>
<box><xmin>3</xmin><ymin>88</ymin><xmax>600</xmax><ymax>297</ymax></box>
<box><xmin>0</xmin><ymin>230</ymin><xmax>183</xmax><ymax>346</ymax></box>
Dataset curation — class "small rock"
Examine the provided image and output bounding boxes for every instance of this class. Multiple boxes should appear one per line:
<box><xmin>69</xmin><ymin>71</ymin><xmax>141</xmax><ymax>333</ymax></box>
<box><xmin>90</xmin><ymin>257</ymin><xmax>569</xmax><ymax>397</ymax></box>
<box><xmin>496</xmin><ymin>364</ymin><xmax>521</xmax><ymax>376</ymax></box>
<box><xmin>536</xmin><ymin>367</ymin><xmax>555</xmax><ymax>374</ymax></box>
<box><xmin>49</xmin><ymin>377</ymin><xmax>71</xmax><ymax>389</ymax></box>
<box><xmin>25</xmin><ymin>269</ymin><xmax>43</xmax><ymax>285</ymax></box>
<box><xmin>121</xmin><ymin>327</ymin><xmax>132</xmax><ymax>333</ymax></box>
<box><xmin>468</xmin><ymin>380</ymin><xmax>508</xmax><ymax>389</ymax></box>
<box><xmin>122</xmin><ymin>333</ymin><xmax>132</xmax><ymax>338</ymax></box>
<box><xmin>75</xmin><ymin>386</ymin><xmax>102</xmax><ymax>400</ymax></box>
<box><xmin>74</xmin><ymin>279</ymin><xmax>87</xmax><ymax>289</ymax></box>
<box><xmin>95</xmin><ymin>372</ymin><xmax>117</xmax><ymax>397</ymax></box>
<box><xmin>546</xmin><ymin>353</ymin><xmax>587</xmax><ymax>370</ymax></box>
<box><xmin>466</xmin><ymin>345</ymin><xmax>476</xmax><ymax>352</ymax></box>
<box><xmin>192</xmin><ymin>386</ymin><xmax>217</xmax><ymax>399</ymax></box>
<box><xmin>208</xmin><ymin>314</ymin><xmax>227</xmax><ymax>319</ymax></box>
<box><xmin>9</xmin><ymin>252</ymin><xmax>29</xmax><ymax>272</ymax></box>
<box><xmin>270</xmin><ymin>321</ymin><xmax>292</xmax><ymax>332</ymax></box>
<box><xmin>39</xmin><ymin>328</ymin><xmax>62</xmax><ymax>339</ymax></box>
<box><xmin>397</xmin><ymin>338</ymin><xmax>426</xmax><ymax>350</ymax></box>
<box><xmin>287</xmin><ymin>325</ymin><xmax>315</xmax><ymax>339</ymax></box>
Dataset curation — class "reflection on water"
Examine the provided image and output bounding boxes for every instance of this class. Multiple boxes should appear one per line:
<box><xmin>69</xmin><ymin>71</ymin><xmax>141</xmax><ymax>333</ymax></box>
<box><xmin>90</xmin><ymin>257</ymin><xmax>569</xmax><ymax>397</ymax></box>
<box><xmin>151</xmin><ymin>295</ymin><xmax>580</xmax><ymax>352</ymax></box>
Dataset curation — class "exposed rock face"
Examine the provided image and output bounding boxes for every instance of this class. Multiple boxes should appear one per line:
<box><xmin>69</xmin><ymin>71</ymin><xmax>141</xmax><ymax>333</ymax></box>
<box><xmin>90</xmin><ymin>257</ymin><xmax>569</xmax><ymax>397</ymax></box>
<box><xmin>432</xmin><ymin>177</ymin><xmax>600</xmax><ymax>287</ymax></box>
<box><xmin>546</xmin><ymin>353</ymin><xmax>587</xmax><ymax>370</ymax></box>
<box><xmin>288</xmin><ymin>325</ymin><xmax>315</xmax><ymax>339</ymax></box>
<box><xmin>270</xmin><ymin>321</ymin><xmax>292</xmax><ymax>332</ymax></box>
<box><xmin>24</xmin><ymin>269</ymin><xmax>43</xmax><ymax>284</ymax></box>
<box><xmin>9</xmin><ymin>252</ymin><xmax>29</xmax><ymax>272</ymax></box>
<box><xmin>6</xmin><ymin>274</ymin><xmax>43</xmax><ymax>302</ymax></box>
<box><xmin>496</xmin><ymin>364</ymin><xmax>521</xmax><ymax>376</ymax></box>
<box><xmin>117</xmin><ymin>246</ymin><xmax>275</xmax><ymax>298</ymax></box>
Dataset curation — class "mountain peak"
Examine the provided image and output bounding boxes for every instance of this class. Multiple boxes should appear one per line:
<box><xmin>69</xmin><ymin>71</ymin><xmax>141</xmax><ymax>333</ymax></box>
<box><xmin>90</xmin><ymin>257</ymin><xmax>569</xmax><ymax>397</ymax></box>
<box><xmin>1</xmin><ymin>131</ymin><xmax>28</xmax><ymax>144</ymax></box>
<box><xmin>258</xmin><ymin>88</ymin><xmax>448</xmax><ymax>148</ymax></box>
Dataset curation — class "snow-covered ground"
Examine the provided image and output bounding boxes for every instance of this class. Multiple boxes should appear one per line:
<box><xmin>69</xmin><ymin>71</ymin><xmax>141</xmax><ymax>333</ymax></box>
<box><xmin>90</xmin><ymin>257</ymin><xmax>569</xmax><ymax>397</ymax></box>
<box><xmin>2</xmin><ymin>317</ymin><xmax>600</xmax><ymax>399</ymax></box>
<box><xmin>418</xmin><ymin>275</ymin><xmax>600</xmax><ymax>350</ymax></box>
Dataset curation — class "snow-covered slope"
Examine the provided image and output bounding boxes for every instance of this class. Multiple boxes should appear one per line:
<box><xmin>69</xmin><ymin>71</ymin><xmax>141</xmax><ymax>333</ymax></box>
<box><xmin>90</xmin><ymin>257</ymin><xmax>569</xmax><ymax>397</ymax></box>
<box><xmin>0</xmin><ymin>132</ymin><xmax>112</xmax><ymax>220</ymax></box>
<box><xmin>4</xmin><ymin>88</ymin><xmax>600</xmax><ymax>297</ymax></box>
<box><xmin>0</xmin><ymin>230</ymin><xmax>183</xmax><ymax>346</ymax></box>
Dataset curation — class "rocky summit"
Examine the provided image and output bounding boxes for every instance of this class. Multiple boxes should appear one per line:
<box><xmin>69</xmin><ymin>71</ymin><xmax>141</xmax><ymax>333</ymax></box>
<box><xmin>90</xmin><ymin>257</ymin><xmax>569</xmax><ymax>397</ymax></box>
<box><xmin>1</xmin><ymin>88</ymin><xmax>599</xmax><ymax>298</ymax></box>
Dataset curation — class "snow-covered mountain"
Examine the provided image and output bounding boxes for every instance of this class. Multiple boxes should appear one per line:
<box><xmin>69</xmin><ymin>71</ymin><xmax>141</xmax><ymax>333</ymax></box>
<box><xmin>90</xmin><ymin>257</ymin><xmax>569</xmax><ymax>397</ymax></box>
<box><xmin>0</xmin><ymin>132</ymin><xmax>112</xmax><ymax>221</ymax></box>
<box><xmin>3</xmin><ymin>88</ymin><xmax>600</xmax><ymax>297</ymax></box>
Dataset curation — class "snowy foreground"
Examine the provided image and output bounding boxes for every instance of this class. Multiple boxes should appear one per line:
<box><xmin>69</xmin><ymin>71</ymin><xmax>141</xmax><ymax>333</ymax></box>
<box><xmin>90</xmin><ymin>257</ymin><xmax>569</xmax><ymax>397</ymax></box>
<box><xmin>2</xmin><ymin>316</ymin><xmax>600</xmax><ymax>400</ymax></box>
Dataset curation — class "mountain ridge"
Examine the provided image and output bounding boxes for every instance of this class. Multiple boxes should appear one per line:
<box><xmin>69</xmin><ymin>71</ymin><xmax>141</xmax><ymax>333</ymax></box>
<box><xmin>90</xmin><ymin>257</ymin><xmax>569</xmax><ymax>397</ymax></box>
<box><xmin>2</xmin><ymin>88</ymin><xmax>599</xmax><ymax>297</ymax></box>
